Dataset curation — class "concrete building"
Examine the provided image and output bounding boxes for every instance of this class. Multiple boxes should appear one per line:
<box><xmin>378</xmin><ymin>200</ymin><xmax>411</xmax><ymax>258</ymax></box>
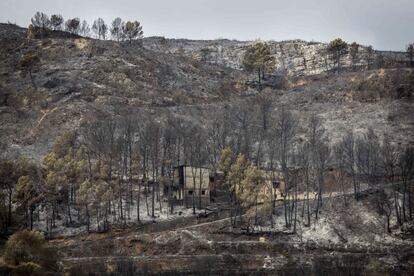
<box><xmin>172</xmin><ymin>165</ymin><xmax>211</xmax><ymax>208</ymax></box>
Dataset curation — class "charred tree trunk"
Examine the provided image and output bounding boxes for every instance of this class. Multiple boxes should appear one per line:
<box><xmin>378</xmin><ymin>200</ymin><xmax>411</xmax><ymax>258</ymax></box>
<box><xmin>86</xmin><ymin>204</ymin><xmax>90</xmax><ymax>233</ymax></box>
<box><xmin>386</xmin><ymin>214</ymin><xmax>391</xmax><ymax>233</ymax></box>
<box><xmin>283</xmin><ymin>194</ymin><xmax>289</xmax><ymax>228</ymax></box>
<box><xmin>30</xmin><ymin>207</ymin><xmax>34</xmax><ymax>230</ymax></box>
<box><xmin>292</xmin><ymin>201</ymin><xmax>297</xmax><ymax>232</ymax></box>
<box><xmin>409</xmin><ymin>187</ymin><xmax>413</xmax><ymax>221</ymax></box>
<box><xmin>8</xmin><ymin>189</ymin><xmax>12</xmax><ymax>226</ymax></box>
<box><xmin>192</xmin><ymin>173</ymin><xmax>196</xmax><ymax>215</ymax></box>
<box><xmin>393</xmin><ymin>188</ymin><xmax>402</xmax><ymax>226</ymax></box>
<box><xmin>151</xmin><ymin>170</ymin><xmax>155</xmax><ymax>218</ymax></box>
<box><xmin>137</xmin><ymin>178</ymin><xmax>142</xmax><ymax>223</ymax></box>
<box><xmin>119</xmin><ymin>179</ymin><xmax>124</xmax><ymax>221</ymax></box>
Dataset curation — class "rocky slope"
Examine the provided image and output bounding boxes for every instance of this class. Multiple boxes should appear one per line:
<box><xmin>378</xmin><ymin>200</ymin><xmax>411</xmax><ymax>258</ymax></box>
<box><xmin>143</xmin><ymin>37</ymin><xmax>408</xmax><ymax>77</ymax></box>
<box><xmin>0</xmin><ymin>23</ymin><xmax>413</xmax><ymax>159</ymax></box>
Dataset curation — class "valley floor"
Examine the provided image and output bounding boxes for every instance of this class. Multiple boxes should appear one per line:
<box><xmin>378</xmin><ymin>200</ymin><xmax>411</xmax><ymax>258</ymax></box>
<box><xmin>51</xmin><ymin>191</ymin><xmax>414</xmax><ymax>275</ymax></box>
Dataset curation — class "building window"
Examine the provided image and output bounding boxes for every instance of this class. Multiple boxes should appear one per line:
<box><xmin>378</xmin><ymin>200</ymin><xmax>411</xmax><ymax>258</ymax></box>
<box><xmin>188</xmin><ymin>190</ymin><xmax>193</xmax><ymax>195</ymax></box>
<box><xmin>201</xmin><ymin>190</ymin><xmax>206</xmax><ymax>195</ymax></box>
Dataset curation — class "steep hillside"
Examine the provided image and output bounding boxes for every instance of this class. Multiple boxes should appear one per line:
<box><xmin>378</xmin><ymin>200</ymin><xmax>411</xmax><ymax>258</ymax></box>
<box><xmin>0</xmin><ymin>24</ymin><xmax>246</xmax><ymax>157</ymax></box>
<box><xmin>0</xmin><ymin>23</ymin><xmax>413</xmax><ymax>159</ymax></box>
<box><xmin>284</xmin><ymin>68</ymin><xmax>414</xmax><ymax>144</ymax></box>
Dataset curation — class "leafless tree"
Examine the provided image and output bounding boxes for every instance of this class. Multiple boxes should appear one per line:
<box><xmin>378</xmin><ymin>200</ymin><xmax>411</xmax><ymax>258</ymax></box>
<box><xmin>138</xmin><ymin>119</ymin><xmax>151</xmax><ymax>217</ymax></box>
<box><xmin>339</xmin><ymin>131</ymin><xmax>360</xmax><ymax>200</ymax></box>
<box><xmin>374</xmin><ymin>189</ymin><xmax>393</xmax><ymax>233</ymax></box>
<box><xmin>31</xmin><ymin>12</ymin><xmax>50</xmax><ymax>37</ymax></box>
<box><xmin>297</xmin><ymin>142</ymin><xmax>312</xmax><ymax>226</ymax></box>
<box><xmin>254</xmin><ymin>94</ymin><xmax>272</xmax><ymax>166</ymax></box>
<box><xmin>92</xmin><ymin>18</ymin><xmax>108</xmax><ymax>40</ymax></box>
<box><xmin>79</xmin><ymin>20</ymin><xmax>90</xmax><ymax>37</ymax></box>
<box><xmin>272</xmin><ymin>107</ymin><xmax>297</xmax><ymax>228</ymax></box>
<box><xmin>119</xmin><ymin>116</ymin><xmax>136</xmax><ymax>221</ymax></box>
<box><xmin>314</xmin><ymin>138</ymin><xmax>330</xmax><ymax>219</ymax></box>
<box><xmin>398</xmin><ymin>145</ymin><xmax>414</xmax><ymax>221</ymax></box>
<box><xmin>229</xmin><ymin>101</ymin><xmax>256</xmax><ymax>159</ymax></box>
<box><xmin>161</xmin><ymin>117</ymin><xmax>179</xmax><ymax>214</ymax></box>
<box><xmin>115</xmin><ymin>134</ymin><xmax>126</xmax><ymax>222</ymax></box>
<box><xmin>306</xmin><ymin>114</ymin><xmax>329</xmax><ymax>219</ymax></box>
<box><xmin>110</xmin><ymin>17</ymin><xmax>124</xmax><ymax>42</ymax></box>
<box><xmin>148</xmin><ymin>120</ymin><xmax>161</xmax><ymax>218</ymax></box>
<box><xmin>187</xmin><ymin>124</ymin><xmax>206</xmax><ymax>214</ymax></box>
<box><xmin>206</xmin><ymin>107</ymin><xmax>231</xmax><ymax>173</ymax></box>
<box><xmin>381</xmin><ymin>137</ymin><xmax>402</xmax><ymax>225</ymax></box>
<box><xmin>356</xmin><ymin>128</ymin><xmax>381</xmax><ymax>187</ymax></box>
<box><xmin>333</xmin><ymin>144</ymin><xmax>349</xmax><ymax>206</ymax></box>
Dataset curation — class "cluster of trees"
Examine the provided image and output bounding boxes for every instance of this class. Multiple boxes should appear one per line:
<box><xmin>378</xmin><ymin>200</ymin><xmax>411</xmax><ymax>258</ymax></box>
<box><xmin>326</xmin><ymin>38</ymin><xmax>377</xmax><ymax>73</ymax></box>
<box><xmin>30</xmin><ymin>12</ymin><xmax>143</xmax><ymax>42</ymax></box>
<box><xmin>328</xmin><ymin>39</ymin><xmax>414</xmax><ymax>73</ymax></box>
<box><xmin>20</xmin><ymin>12</ymin><xmax>144</xmax><ymax>90</ymax></box>
<box><xmin>1</xmin><ymin>99</ymin><xmax>412</xmax><ymax>236</ymax></box>
<box><xmin>220</xmin><ymin>111</ymin><xmax>413</xmax><ymax>233</ymax></box>
<box><xmin>0</xmin><ymin>157</ymin><xmax>42</xmax><ymax>234</ymax></box>
<box><xmin>3</xmin><ymin>230</ymin><xmax>57</xmax><ymax>274</ymax></box>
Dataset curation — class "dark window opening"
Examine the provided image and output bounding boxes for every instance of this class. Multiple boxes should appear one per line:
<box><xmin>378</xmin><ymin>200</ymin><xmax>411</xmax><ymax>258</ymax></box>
<box><xmin>201</xmin><ymin>190</ymin><xmax>206</xmax><ymax>195</ymax></box>
<box><xmin>188</xmin><ymin>190</ymin><xmax>193</xmax><ymax>195</ymax></box>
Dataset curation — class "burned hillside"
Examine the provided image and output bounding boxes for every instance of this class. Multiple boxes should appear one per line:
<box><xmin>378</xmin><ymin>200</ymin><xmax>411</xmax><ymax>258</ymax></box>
<box><xmin>0</xmin><ymin>14</ymin><xmax>414</xmax><ymax>276</ymax></box>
